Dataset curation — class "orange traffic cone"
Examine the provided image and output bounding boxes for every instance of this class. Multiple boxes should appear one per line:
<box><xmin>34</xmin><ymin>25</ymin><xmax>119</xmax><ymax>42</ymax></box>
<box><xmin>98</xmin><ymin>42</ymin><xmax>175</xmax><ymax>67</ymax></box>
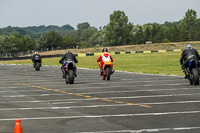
<box><xmin>14</xmin><ymin>119</ymin><xmax>23</xmax><ymax>133</ymax></box>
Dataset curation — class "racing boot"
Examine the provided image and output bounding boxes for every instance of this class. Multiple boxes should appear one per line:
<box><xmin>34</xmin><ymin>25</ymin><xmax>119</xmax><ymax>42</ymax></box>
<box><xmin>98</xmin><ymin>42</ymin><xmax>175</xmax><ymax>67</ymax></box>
<box><xmin>62</xmin><ymin>71</ymin><xmax>66</xmax><ymax>78</ymax></box>
<box><xmin>74</xmin><ymin>73</ymin><xmax>77</xmax><ymax>77</ymax></box>
<box><xmin>183</xmin><ymin>69</ymin><xmax>189</xmax><ymax>79</ymax></box>
<box><xmin>61</xmin><ymin>67</ymin><xmax>65</xmax><ymax>78</ymax></box>
<box><xmin>111</xmin><ymin>69</ymin><xmax>115</xmax><ymax>74</ymax></box>
<box><xmin>99</xmin><ymin>68</ymin><xmax>103</xmax><ymax>75</ymax></box>
<box><xmin>198</xmin><ymin>65</ymin><xmax>200</xmax><ymax>75</ymax></box>
<box><xmin>74</xmin><ymin>68</ymin><xmax>77</xmax><ymax>77</ymax></box>
<box><xmin>33</xmin><ymin>62</ymin><xmax>35</xmax><ymax>68</ymax></box>
<box><xmin>62</xmin><ymin>74</ymin><xmax>66</xmax><ymax>78</ymax></box>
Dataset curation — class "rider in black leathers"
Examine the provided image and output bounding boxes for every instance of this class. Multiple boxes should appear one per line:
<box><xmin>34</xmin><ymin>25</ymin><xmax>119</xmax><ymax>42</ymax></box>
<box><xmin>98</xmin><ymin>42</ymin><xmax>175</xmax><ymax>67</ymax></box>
<box><xmin>31</xmin><ymin>51</ymin><xmax>42</xmax><ymax>67</ymax></box>
<box><xmin>59</xmin><ymin>50</ymin><xmax>78</xmax><ymax>78</ymax></box>
<box><xmin>180</xmin><ymin>44</ymin><xmax>200</xmax><ymax>78</ymax></box>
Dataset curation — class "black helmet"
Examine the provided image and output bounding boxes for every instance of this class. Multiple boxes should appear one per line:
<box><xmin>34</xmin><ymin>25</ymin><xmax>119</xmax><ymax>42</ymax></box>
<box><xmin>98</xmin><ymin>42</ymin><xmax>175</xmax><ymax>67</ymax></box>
<box><xmin>102</xmin><ymin>48</ymin><xmax>108</xmax><ymax>52</ymax></box>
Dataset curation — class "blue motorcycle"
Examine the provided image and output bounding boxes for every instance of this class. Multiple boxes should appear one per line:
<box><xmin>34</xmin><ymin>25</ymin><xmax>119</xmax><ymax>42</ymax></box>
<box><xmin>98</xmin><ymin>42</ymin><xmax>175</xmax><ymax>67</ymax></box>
<box><xmin>187</xmin><ymin>59</ymin><xmax>199</xmax><ymax>85</ymax></box>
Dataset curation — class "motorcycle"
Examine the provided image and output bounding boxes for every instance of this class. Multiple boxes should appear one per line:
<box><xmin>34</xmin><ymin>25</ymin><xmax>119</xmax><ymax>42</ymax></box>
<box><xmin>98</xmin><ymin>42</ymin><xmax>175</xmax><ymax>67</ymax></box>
<box><xmin>102</xmin><ymin>61</ymin><xmax>113</xmax><ymax>80</ymax></box>
<box><xmin>187</xmin><ymin>59</ymin><xmax>199</xmax><ymax>85</ymax></box>
<box><xmin>34</xmin><ymin>60</ymin><xmax>41</xmax><ymax>71</ymax></box>
<box><xmin>62</xmin><ymin>60</ymin><xmax>75</xmax><ymax>84</ymax></box>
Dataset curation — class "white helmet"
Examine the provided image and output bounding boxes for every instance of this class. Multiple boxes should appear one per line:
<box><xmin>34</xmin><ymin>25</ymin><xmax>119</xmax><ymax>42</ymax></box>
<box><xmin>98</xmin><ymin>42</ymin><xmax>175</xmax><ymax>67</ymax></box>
<box><xmin>186</xmin><ymin>44</ymin><xmax>192</xmax><ymax>49</ymax></box>
<box><xmin>66</xmin><ymin>50</ymin><xmax>71</xmax><ymax>54</ymax></box>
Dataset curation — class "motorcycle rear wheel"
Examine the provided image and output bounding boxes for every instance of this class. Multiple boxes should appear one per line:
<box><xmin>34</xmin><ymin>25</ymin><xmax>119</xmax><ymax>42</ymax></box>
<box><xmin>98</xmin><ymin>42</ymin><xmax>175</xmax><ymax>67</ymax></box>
<box><xmin>35</xmin><ymin>62</ymin><xmax>40</xmax><ymax>71</ymax></box>
<box><xmin>192</xmin><ymin>68</ymin><xmax>199</xmax><ymax>85</ymax></box>
<box><xmin>189</xmin><ymin>79</ymin><xmax>193</xmax><ymax>85</ymax></box>
<box><xmin>68</xmin><ymin>69</ymin><xmax>74</xmax><ymax>84</ymax></box>
<box><xmin>106</xmin><ymin>67</ymin><xmax>111</xmax><ymax>80</ymax></box>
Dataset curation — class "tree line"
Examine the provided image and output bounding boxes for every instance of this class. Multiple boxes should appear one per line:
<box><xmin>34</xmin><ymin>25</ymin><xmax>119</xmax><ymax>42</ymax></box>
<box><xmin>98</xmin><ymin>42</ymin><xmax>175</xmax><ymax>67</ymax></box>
<box><xmin>0</xmin><ymin>9</ymin><xmax>200</xmax><ymax>54</ymax></box>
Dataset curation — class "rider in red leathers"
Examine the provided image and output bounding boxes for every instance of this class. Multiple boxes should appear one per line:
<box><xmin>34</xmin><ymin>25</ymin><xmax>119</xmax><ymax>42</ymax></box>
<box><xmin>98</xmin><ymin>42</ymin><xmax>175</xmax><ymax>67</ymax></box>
<box><xmin>97</xmin><ymin>48</ymin><xmax>115</xmax><ymax>75</ymax></box>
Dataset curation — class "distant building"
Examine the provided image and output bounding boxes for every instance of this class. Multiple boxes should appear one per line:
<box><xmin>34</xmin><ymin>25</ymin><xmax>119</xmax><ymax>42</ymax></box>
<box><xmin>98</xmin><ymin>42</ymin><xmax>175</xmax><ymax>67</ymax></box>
<box><xmin>146</xmin><ymin>41</ymin><xmax>152</xmax><ymax>44</ymax></box>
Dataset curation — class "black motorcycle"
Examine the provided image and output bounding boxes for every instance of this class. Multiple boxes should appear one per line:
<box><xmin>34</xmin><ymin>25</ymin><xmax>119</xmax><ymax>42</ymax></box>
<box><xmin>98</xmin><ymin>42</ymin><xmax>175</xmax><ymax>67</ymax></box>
<box><xmin>62</xmin><ymin>60</ymin><xmax>75</xmax><ymax>84</ymax></box>
<box><xmin>34</xmin><ymin>60</ymin><xmax>41</xmax><ymax>71</ymax></box>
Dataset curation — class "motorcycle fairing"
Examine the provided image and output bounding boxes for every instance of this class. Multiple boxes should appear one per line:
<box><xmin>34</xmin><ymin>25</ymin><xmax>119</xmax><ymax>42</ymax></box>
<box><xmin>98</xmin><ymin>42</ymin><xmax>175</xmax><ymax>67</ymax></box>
<box><xmin>188</xmin><ymin>59</ymin><xmax>198</xmax><ymax>70</ymax></box>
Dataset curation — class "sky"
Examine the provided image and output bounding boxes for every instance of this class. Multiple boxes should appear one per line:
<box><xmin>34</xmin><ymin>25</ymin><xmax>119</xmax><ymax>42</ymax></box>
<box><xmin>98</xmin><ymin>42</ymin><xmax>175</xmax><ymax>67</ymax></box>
<box><xmin>0</xmin><ymin>0</ymin><xmax>200</xmax><ymax>29</ymax></box>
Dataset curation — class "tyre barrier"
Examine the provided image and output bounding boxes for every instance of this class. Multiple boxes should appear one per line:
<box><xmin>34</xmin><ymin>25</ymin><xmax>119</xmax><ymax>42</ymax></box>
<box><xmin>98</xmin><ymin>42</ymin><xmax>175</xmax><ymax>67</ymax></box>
<box><xmin>0</xmin><ymin>49</ymin><xmax>181</xmax><ymax>61</ymax></box>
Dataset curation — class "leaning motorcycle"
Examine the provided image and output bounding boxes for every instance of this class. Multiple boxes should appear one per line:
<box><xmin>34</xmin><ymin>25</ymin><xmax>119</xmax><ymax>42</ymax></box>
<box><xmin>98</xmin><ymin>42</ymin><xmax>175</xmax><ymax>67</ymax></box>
<box><xmin>62</xmin><ymin>61</ymin><xmax>75</xmax><ymax>84</ymax></box>
<box><xmin>187</xmin><ymin>59</ymin><xmax>199</xmax><ymax>85</ymax></box>
<box><xmin>102</xmin><ymin>61</ymin><xmax>113</xmax><ymax>80</ymax></box>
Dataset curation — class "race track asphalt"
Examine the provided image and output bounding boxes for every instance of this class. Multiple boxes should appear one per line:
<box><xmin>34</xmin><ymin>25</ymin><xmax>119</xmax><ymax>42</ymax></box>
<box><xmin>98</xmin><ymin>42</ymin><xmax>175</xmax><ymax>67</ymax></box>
<box><xmin>0</xmin><ymin>64</ymin><xmax>200</xmax><ymax>133</ymax></box>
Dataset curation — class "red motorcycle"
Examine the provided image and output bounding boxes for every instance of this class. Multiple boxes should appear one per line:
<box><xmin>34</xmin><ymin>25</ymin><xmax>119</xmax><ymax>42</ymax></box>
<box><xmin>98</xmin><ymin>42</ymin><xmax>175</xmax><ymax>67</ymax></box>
<box><xmin>102</xmin><ymin>61</ymin><xmax>113</xmax><ymax>80</ymax></box>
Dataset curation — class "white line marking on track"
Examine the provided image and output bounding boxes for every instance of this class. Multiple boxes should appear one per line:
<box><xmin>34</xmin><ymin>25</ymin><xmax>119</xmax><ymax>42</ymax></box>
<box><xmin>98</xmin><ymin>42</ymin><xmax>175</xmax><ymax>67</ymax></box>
<box><xmin>121</xmin><ymin>79</ymin><xmax>182</xmax><ymax>82</ymax></box>
<box><xmin>0</xmin><ymin>84</ymin><xmax>21</xmax><ymax>86</ymax></box>
<box><xmin>0</xmin><ymin>104</ymin><xmax>129</xmax><ymax>111</ymax></box>
<box><xmin>2</xmin><ymin>93</ymin><xmax>65</xmax><ymax>97</ymax></box>
<box><xmin>138</xmin><ymin>100</ymin><xmax>200</xmax><ymax>105</ymax></box>
<box><xmin>2</xmin><ymin>92</ymin><xmax>200</xmax><ymax>99</ymax></box>
<box><xmin>0</xmin><ymin>100</ymin><xmax>43</xmax><ymax>104</ymax></box>
<box><xmin>106</xmin><ymin>93</ymin><xmax>200</xmax><ymax>99</ymax></box>
<box><xmin>76</xmin><ymin>127</ymin><xmax>200</xmax><ymax>133</ymax></box>
<box><xmin>0</xmin><ymin>99</ymin><xmax>92</xmax><ymax>104</ymax></box>
<box><xmin>0</xmin><ymin>110</ymin><xmax>200</xmax><ymax>121</ymax></box>
<box><xmin>0</xmin><ymin>90</ymin><xmax>46</xmax><ymax>93</ymax></box>
<box><xmin>141</xmin><ymin>83</ymin><xmax>185</xmax><ymax>86</ymax></box>
<box><xmin>51</xmin><ymin>102</ymin><xmax>76</xmax><ymax>104</ymax></box>
<box><xmin>0</xmin><ymin>87</ymin><xmax>19</xmax><ymax>89</ymax></box>
<box><xmin>92</xmin><ymin>83</ymin><xmax>188</xmax><ymax>87</ymax></box>
<box><xmin>2</xmin><ymin>99</ymin><xmax>200</xmax><ymax>106</ymax></box>
<box><xmin>77</xmin><ymin>87</ymin><xmax>199</xmax><ymax>94</ymax></box>
<box><xmin>137</xmin><ymin>127</ymin><xmax>200</xmax><ymax>132</ymax></box>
